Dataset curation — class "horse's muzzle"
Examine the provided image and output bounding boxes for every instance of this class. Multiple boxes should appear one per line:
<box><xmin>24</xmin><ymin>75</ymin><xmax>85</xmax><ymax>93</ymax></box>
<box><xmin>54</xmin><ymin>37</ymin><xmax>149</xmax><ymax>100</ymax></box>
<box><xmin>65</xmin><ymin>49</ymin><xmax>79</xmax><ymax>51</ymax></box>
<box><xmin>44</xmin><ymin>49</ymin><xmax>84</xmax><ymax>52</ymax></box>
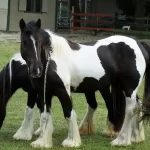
<box><xmin>30</xmin><ymin>63</ymin><xmax>43</xmax><ymax>78</ymax></box>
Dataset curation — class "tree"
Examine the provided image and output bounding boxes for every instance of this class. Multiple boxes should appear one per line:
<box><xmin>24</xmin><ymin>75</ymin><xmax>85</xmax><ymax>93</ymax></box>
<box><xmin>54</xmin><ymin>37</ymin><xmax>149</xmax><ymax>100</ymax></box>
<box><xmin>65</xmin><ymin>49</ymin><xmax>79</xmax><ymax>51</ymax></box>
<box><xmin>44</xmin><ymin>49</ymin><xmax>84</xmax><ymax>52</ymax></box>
<box><xmin>116</xmin><ymin>0</ymin><xmax>135</xmax><ymax>16</ymax></box>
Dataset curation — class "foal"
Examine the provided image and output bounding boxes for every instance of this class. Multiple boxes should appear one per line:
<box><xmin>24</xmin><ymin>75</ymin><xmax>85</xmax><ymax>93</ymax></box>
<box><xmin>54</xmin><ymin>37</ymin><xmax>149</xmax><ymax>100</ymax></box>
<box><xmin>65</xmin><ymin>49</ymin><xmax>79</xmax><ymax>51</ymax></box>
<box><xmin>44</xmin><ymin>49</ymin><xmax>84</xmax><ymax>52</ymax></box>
<box><xmin>19</xmin><ymin>19</ymin><xmax>147</xmax><ymax>148</ymax></box>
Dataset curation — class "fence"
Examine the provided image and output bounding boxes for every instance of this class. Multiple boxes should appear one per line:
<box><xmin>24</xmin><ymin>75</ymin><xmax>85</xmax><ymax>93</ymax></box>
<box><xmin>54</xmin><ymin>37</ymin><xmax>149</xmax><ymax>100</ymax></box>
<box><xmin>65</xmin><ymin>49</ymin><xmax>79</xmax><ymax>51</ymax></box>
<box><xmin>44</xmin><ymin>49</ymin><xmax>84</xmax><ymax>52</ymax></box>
<box><xmin>71</xmin><ymin>12</ymin><xmax>114</xmax><ymax>35</ymax></box>
<box><xmin>71</xmin><ymin>12</ymin><xmax>150</xmax><ymax>37</ymax></box>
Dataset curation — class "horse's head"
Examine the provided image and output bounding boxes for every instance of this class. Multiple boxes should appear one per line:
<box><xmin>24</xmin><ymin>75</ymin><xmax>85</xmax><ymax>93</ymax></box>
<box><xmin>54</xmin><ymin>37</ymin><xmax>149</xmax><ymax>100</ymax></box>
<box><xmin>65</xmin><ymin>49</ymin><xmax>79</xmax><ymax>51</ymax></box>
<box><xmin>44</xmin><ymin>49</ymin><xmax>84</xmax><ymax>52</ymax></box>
<box><xmin>19</xmin><ymin>18</ymin><xmax>45</xmax><ymax>78</ymax></box>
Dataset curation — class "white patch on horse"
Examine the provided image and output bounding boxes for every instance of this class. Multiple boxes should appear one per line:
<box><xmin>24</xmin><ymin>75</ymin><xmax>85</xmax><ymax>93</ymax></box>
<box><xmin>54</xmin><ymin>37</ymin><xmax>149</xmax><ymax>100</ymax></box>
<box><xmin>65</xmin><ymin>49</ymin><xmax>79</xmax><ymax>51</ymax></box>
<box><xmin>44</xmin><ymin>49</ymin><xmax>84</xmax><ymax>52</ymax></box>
<box><xmin>31</xmin><ymin>108</ymin><xmax>53</xmax><ymax>148</ymax></box>
<box><xmin>9</xmin><ymin>53</ymin><xmax>26</xmax><ymax>86</ymax></box>
<box><xmin>30</xmin><ymin>35</ymin><xmax>38</xmax><ymax>61</ymax></box>
<box><xmin>94</xmin><ymin>35</ymin><xmax>146</xmax><ymax>78</ymax></box>
<box><xmin>62</xmin><ymin>109</ymin><xmax>81</xmax><ymax>147</ymax></box>
<box><xmin>13</xmin><ymin>106</ymin><xmax>34</xmax><ymax>141</ymax></box>
<box><xmin>131</xmin><ymin>100</ymin><xmax>145</xmax><ymax>143</ymax></box>
<box><xmin>45</xmin><ymin>30</ymin><xmax>106</xmax><ymax>89</ymax></box>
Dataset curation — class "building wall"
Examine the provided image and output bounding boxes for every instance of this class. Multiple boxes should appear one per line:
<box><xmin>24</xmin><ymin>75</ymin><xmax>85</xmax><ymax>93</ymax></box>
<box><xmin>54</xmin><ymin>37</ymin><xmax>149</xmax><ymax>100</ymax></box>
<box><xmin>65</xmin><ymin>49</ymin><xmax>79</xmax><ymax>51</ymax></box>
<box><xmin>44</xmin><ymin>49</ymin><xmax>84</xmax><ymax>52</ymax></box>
<box><xmin>91</xmin><ymin>0</ymin><xmax>121</xmax><ymax>14</ymax></box>
<box><xmin>0</xmin><ymin>0</ymin><xmax>8</xmax><ymax>31</ymax></box>
<box><xmin>9</xmin><ymin>0</ymin><xmax>56</xmax><ymax>31</ymax></box>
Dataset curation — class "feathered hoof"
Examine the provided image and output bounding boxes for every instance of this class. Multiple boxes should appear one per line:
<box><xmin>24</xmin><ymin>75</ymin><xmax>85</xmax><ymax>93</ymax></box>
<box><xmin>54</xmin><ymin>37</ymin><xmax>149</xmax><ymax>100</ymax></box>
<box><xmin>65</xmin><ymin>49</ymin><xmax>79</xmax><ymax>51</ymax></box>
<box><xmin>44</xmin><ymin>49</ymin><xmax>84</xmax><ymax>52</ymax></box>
<box><xmin>62</xmin><ymin>138</ymin><xmax>81</xmax><ymax>148</ymax></box>
<box><xmin>111</xmin><ymin>138</ymin><xmax>131</xmax><ymax>146</ymax></box>
<box><xmin>79</xmin><ymin>121</ymin><xmax>94</xmax><ymax>135</ymax></box>
<box><xmin>31</xmin><ymin>138</ymin><xmax>52</xmax><ymax>148</ymax></box>
<box><xmin>13</xmin><ymin>128</ymin><xmax>33</xmax><ymax>141</ymax></box>
<box><xmin>34</xmin><ymin>128</ymin><xmax>41</xmax><ymax>136</ymax></box>
<box><xmin>103</xmin><ymin>129</ymin><xmax>119</xmax><ymax>137</ymax></box>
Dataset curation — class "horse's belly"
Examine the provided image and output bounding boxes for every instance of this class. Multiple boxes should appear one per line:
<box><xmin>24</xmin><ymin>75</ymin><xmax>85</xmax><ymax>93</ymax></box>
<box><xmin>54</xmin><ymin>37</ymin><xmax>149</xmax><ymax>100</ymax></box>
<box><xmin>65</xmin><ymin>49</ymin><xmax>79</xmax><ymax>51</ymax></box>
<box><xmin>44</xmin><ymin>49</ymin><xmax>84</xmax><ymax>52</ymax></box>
<box><xmin>71</xmin><ymin>52</ymin><xmax>106</xmax><ymax>88</ymax></box>
<box><xmin>71</xmin><ymin>77</ymin><xmax>100</xmax><ymax>93</ymax></box>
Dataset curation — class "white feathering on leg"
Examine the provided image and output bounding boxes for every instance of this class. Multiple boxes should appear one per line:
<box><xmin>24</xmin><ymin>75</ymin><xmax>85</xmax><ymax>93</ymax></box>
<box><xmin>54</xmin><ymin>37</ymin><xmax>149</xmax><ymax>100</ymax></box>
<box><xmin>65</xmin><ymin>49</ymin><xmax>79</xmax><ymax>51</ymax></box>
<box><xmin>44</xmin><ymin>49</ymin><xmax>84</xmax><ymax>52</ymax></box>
<box><xmin>13</xmin><ymin>106</ymin><xmax>34</xmax><ymax>141</ymax></box>
<box><xmin>62</xmin><ymin>110</ymin><xmax>81</xmax><ymax>147</ymax></box>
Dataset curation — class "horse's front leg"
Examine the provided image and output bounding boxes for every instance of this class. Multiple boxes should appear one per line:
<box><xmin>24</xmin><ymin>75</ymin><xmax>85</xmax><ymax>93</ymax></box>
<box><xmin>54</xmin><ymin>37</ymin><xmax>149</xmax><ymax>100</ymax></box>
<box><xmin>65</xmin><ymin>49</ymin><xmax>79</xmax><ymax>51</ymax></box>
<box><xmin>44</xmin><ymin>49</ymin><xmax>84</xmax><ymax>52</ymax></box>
<box><xmin>34</xmin><ymin>94</ymin><xmax>53</xmax><ymax>137</ymax></box>
<box><xmin>56</xmin><ymin>85</ymin><xmax>81</xmax><ymax>148</ymax></box>
<box><xmin>31</xmin><ymin>93</ymin><xmax>53</xmax><ymax>148</ymax></box>
<box><xmin>13</xmin><ymin>90</ymin><xmax>37</xmax><ymax>141</ymax></box>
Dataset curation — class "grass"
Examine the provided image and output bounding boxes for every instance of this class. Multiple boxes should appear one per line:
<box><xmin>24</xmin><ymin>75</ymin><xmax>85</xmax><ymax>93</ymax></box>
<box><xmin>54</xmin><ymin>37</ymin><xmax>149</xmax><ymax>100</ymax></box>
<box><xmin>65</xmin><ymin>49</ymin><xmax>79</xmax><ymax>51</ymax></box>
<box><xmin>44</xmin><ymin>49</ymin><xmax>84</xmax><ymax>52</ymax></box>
<box><xmin>0</xmin><ymin>41</ymin><xmax>150</xmax><ymax>150</ymax></box>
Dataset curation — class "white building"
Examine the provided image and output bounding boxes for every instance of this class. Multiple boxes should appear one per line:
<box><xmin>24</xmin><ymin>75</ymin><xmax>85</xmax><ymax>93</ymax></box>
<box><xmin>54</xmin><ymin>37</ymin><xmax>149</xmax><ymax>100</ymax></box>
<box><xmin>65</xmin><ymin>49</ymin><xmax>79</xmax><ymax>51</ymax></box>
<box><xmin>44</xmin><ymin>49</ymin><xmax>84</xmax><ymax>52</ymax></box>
<box><xmin>0</xmin><ymin>0</ymin><xmax>56</xmax><ymax>31</ymax></box>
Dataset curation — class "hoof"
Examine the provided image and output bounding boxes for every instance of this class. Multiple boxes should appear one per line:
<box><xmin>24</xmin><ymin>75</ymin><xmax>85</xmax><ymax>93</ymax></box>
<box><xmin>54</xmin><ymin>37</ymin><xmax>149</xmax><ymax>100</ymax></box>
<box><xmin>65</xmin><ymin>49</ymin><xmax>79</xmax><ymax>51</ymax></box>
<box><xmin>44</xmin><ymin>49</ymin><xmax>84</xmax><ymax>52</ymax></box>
<box><xmin>34</xmin><ymin>128</ymin><xmax>41</xmax><ymax>136</ymax></box>
<box><xmin>13</xmin><ymin>128</ymin><xmax>33</xmax><ymax>141</ymax></box>
<box><xmin>62</xmin><ymin>138</ymin><xmax>81</xmax><ymax>148</ymax></box>
<box><xmin>31</xmin><ymin>138</ymin><xmax>52</xmax><ymax>148</ymax></box>
<box><xmin>103</xmin><ymin>129</ymin><xmax>119</xmax><ymax>137</ymax></box>
<box><xmin>79</xmin><ymin>122</ymin><xmax>94</xmax><ymax>135</ymax></box>
<box><xmin>131</xmin><ymin>135</ymin><xmax>145</xmax><ymax>143</ymax></box>
<box><xmin>111</xmin><ymin>138</ymin><xmax>131</xmax><ymax>146</ymax></box>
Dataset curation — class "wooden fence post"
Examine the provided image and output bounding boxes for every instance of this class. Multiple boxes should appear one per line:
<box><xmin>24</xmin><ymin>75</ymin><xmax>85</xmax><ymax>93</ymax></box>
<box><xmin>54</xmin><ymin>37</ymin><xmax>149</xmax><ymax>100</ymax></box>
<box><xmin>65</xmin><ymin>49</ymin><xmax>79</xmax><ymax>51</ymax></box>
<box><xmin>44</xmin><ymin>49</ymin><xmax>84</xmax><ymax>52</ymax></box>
<box><xmin>71</xmin><ymin>6</ymin><xmax>74</xmax><ymax>34</ymax></box>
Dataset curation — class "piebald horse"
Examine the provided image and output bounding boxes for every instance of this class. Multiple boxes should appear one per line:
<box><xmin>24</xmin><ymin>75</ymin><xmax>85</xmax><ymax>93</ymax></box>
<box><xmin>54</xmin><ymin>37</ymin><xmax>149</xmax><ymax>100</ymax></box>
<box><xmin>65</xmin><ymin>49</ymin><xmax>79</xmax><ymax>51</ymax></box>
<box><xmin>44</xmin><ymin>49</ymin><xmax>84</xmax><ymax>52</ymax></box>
<box><xmin>19</xmin><ymin>19</ymin><xmax>149</xmax><ymax>148</ymax></box>
<box><xmin>0</xmin><ymin>55</ymin><xmax>123</xmax><ymax>140</ymax></box>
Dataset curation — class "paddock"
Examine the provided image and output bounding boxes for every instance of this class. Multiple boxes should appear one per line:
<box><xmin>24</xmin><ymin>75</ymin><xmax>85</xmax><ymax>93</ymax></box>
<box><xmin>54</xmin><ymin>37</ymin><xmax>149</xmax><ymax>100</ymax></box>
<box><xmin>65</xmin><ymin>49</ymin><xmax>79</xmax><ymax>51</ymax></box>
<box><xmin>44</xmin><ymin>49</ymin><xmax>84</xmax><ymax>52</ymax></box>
<box><xmin>0</xmin><ymin>31</ymin><xmax>150</xmax><ymax>150</ymax></box>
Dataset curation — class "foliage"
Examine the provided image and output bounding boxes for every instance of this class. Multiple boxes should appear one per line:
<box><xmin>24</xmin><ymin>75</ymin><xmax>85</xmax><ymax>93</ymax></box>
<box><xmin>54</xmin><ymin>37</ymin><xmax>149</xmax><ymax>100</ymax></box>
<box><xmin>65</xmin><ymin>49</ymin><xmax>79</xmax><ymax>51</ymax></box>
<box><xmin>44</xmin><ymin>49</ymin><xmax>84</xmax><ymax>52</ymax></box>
<box><xmin>116</xmin><ymin>0</ymin><xmax>136</xmax><ymax>16</ymax></box>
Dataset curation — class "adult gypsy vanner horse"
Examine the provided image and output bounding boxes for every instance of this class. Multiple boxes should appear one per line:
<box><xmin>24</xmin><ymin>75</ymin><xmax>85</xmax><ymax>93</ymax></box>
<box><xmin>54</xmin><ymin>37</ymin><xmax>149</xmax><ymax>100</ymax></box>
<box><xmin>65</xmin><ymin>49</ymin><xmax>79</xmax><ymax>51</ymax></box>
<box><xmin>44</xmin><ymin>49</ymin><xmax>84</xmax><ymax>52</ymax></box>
<box><xmin>0</xmin><ymin>55</ymin><xmax>124</xmax><ymax>139</ymax></box>
<box><xmin>19</xmin><ymin>18</ymin><xmax>150</xmax><ymax>148</ymax></box>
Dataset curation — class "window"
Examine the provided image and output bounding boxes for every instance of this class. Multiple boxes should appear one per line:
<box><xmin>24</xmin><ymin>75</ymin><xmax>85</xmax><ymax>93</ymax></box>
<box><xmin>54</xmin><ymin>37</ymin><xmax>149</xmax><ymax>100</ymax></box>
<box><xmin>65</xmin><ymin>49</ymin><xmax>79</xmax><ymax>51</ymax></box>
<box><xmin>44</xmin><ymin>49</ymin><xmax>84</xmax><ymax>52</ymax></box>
<box><xmin>26</xmin><ymin>0</ymin><xmax>42</xmax><ymax>13</ymax></box>
<box><xmin>19</xmin><ymin>0</ymin><xmax>48</xmax><ymax>13</ymax></box>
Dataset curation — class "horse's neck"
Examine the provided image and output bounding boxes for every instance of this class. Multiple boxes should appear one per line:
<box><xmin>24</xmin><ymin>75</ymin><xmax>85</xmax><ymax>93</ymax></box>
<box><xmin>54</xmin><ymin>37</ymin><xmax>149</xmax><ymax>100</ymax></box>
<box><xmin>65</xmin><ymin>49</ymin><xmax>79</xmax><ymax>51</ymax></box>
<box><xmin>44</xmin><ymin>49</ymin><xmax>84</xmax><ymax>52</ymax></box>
<box><xmin>51</xmin><ymin>35</ymin><xmax>73</xmax><ymax>60</ymax></box>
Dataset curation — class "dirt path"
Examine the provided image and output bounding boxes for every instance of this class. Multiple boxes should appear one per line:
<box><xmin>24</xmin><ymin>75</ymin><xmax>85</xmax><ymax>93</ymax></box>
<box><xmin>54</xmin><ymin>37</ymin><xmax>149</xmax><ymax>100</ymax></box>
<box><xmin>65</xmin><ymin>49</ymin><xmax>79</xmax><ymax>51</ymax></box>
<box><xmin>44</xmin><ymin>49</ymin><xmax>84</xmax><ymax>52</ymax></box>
<box><xmin>0</xmin><ymin>30</ymin><xmax>147</xmax><ymax>43</ymax></box>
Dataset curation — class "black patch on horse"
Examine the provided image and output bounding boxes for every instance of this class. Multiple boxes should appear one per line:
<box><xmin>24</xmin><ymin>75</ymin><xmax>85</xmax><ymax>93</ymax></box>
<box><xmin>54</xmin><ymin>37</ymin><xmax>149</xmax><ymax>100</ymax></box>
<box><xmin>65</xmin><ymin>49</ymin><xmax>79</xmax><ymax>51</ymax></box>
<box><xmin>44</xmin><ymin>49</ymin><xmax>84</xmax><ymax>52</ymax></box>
<box><xmin>96</xmin><ymin>42</ymin><xmax>140</xmax><ymax>131</ymax></box>
<box><xmin>49</xmin><ymin>60</ymin><xmax>57</xmax><ymax>71</ymax></box>
<box><xmin>67</xmin><ymin>39</ymin><xmax>81</xmax><ymax>50</ymax></box>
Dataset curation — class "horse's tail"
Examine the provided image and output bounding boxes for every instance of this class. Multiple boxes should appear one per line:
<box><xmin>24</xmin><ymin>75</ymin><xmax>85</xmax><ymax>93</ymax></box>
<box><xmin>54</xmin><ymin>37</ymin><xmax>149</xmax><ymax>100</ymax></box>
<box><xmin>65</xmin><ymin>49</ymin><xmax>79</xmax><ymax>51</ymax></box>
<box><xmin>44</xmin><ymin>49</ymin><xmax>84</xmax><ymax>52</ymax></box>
<box><xmin>140</xmin><ymin>41</ymin><xmax>150</xmax><ymax>121</ymax></box>
<box><xmin>0</xmin><ymin>62</ymin><xmax>11</xmax><ymax>128</ymax></box>
<box><xmin>111</xmin><ymin>82</ymin><xmax>125</xmax><ymax>131</ymax></box>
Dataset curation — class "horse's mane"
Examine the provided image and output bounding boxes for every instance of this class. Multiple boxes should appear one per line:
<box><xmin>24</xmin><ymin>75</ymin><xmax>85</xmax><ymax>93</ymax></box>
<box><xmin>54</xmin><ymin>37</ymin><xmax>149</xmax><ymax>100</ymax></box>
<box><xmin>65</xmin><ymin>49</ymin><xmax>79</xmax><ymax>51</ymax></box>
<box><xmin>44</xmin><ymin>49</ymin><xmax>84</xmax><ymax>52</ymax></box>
<box><xmin>45</xmin><ymin>30</ymin><xmax>77</xmax><ymax>57</ymax></box>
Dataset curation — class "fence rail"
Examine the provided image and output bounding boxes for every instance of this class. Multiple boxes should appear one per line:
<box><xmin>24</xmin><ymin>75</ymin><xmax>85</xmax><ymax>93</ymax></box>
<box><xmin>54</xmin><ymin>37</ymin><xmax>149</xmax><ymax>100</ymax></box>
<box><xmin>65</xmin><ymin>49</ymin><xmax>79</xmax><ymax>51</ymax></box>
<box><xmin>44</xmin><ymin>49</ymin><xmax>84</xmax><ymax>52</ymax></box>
<box><xmin>70</xmin><ymin>10</ymin><xmax>150</xmax><ymax>38</ymax></box>
<box><xmin>71</xmin><ymin>12</ymin><xmax>114</xmax><ymax>35</ymax></box>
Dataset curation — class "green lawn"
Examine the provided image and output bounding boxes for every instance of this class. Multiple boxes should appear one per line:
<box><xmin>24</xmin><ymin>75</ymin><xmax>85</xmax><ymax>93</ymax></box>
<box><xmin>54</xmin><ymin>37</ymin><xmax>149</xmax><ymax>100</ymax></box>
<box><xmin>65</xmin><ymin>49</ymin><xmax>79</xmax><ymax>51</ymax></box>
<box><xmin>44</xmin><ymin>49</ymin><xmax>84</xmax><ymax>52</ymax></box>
<box><xmin>0</xmin><ymin>42</ymin><xmax>150</xmax><ymax>150</ymax></box>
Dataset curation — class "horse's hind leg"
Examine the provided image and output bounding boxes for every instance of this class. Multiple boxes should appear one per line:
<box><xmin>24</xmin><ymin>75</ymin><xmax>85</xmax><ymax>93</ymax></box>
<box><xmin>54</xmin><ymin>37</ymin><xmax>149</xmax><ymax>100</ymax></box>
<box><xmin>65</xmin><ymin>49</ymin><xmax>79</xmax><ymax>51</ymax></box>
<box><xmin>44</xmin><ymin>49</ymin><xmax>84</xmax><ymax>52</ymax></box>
<box><xmin>100</xmin><ymin>87</ymin><xmax>121</xmax><ymax>137</ymax></box>
<box><xmin>131</xmin><ymin>99</ymin><xmax>145</xmax><ymax>143</ymax></box>
<box><xmin>79</xmin><ymin>92</ymin><xmax>97</xmax><ymax>135</ymax></box>
<box><xmin>13</xmin><ymin>90</ymin><xmax>37</xmax><ymax>141</ymax></box>
<box><xmin>111</xmin><ymin>76</ymin><xmax>144</xmax><ymax>146</ymax></box>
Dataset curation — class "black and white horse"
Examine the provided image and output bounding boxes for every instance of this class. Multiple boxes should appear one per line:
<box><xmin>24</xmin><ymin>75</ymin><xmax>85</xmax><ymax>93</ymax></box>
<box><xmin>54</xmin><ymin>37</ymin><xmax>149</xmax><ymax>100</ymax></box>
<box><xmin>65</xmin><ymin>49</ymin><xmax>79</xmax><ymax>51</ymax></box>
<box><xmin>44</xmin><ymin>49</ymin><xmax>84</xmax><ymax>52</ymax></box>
<box><xmin>19</xmin><ymin>19</ymin><xmax>149</xmax><ymax>148</ymax></box>
<box><xmin>0</xmin><ymin>53</ymin><xmax>124</xmax><ymax>140</ymax></box>
<box><xmin>0</xmin><ymin>53</ymin><xmax>40</xmax><ymax>140</ymax></box>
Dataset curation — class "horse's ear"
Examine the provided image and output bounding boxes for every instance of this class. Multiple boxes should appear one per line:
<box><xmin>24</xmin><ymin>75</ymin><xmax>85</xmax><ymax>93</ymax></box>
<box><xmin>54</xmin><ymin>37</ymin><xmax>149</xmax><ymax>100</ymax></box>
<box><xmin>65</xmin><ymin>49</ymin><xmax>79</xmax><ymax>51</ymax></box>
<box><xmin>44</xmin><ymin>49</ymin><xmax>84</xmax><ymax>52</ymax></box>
<box><xmin>19</xmin><ymin>18</ymin><xmax>26</xmax><ymax>32</ymax></box>
<box><xmin>35</xmin><ymin>19</ymin><xmax>41</xmax><ymax>29</ymax></box>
